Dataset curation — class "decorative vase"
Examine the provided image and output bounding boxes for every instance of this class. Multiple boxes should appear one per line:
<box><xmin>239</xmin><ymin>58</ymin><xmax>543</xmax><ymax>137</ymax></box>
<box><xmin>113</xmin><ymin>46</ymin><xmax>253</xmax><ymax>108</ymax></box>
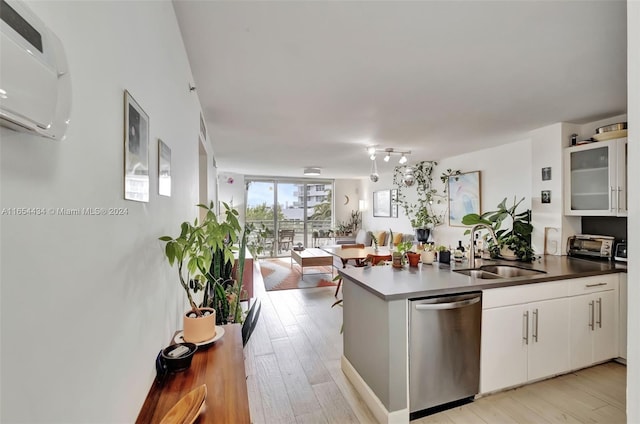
<box><xmin>415</xmin><ymin>228</ymin><xmax>431</xmax><ymax>243</ymax></box>
<box><xmin>407</xmin><ymin>252</ymin><xmax>420</xmax><ymax>267</ymax></box>
<box><xmin>183</xmin><ymin>307</ymin><xmax>216</xmax><ymax>343</ymax></box>
<box><xmin>421</xmin><ymin>250</ymin><xmax>435</xmax><ymax>264</ymax></box>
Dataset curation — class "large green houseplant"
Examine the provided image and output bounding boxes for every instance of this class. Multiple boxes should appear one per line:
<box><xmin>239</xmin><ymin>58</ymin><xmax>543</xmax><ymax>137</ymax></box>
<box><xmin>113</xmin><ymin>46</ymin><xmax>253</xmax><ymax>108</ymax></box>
<box><xmin>461</xmin><ymin>197</ymin><xmax>534</xmax><ymax>261</ymax></box>
<box><xmin>160</xmin><ymin>202</ymin><xmax>248</xmax><ymax>342</ymax></box>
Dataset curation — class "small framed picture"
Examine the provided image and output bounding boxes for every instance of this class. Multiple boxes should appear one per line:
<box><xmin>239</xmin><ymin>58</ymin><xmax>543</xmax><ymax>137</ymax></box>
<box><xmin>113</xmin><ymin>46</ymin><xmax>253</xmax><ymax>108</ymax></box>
<box><xmin>373</xmin><ymin>190</ymin><xmax>391</xmax><ymax>217</ymax></box>
<box><xmin>124</xmin><ymin>90</ymin><xmax>149</xmax><ymax>202</ymax></box>
<box><xmin>158</xmin><ymin>139</ymin><xmax>171</xmax><ymax>197</ymax></box>
<box><xmin>542</xmin><ymin>167</ymin><xmax>552</xmax><ymax>181</ymax></box>
<box><xmin>541</xmin><ymin>190</ymin><xmax>551</xmax><ymax>204</ymax></box>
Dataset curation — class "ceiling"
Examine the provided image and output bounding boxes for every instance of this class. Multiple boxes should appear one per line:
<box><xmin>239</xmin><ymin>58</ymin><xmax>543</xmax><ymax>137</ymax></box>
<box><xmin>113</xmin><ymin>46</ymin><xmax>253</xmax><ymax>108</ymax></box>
<box><xmin>173</xmin><ymin>0</ymin><xmax>627</xmax><ymax>179</ymax></box>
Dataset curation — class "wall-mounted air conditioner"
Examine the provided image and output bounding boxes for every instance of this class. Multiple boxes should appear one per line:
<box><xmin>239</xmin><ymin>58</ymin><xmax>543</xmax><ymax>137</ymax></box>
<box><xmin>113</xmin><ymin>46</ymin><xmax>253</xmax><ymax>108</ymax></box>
<box><xmin>0</xmin><ymin>0</ymin><xmax>71</xmax><ymax>140</ymax></box>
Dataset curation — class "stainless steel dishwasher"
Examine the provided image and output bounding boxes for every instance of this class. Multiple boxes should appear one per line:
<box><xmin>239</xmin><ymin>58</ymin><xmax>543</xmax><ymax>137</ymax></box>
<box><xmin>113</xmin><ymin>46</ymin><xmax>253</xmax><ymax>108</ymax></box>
<box><xmin>409</xmin><ymin>292</ymin><xmax>482</xmax><ymax>417</ymax></box>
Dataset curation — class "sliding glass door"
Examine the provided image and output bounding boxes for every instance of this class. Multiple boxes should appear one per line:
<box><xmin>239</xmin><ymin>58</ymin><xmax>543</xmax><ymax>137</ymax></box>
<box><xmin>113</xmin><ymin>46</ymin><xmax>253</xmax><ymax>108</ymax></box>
<box><xmin>246</xmin><ymin>178</ymin><xmax>333</xmax><ymax>258</ymax></box>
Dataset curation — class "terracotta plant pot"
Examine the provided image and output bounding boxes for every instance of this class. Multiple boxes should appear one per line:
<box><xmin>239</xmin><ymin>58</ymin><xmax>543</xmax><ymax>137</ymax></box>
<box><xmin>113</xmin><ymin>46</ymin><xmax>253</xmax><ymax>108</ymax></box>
<box><xmin>406</xmin><ymin>252</ymin><xmax>420</xmax><ymax>267</ymax></box>
<box><xmin>183</xmin><ymin>307</ymin><xmax>216</xmax><ymax>343</ymax></box>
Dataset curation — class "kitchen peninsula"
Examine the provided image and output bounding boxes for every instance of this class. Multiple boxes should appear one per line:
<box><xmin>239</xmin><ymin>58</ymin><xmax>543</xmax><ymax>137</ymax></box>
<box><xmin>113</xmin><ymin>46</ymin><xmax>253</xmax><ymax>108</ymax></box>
<box><xmin>338</xmin><ymin>256</ymin><xmax>625</xmax><ymax>424</ymax></box>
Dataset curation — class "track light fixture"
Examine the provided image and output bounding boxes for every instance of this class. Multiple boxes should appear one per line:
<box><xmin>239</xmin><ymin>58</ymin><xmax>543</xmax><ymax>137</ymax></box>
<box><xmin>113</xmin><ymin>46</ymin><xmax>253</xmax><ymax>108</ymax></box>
<box><xmin>365</xmin><ymin>146</ymin><xmax>411</xmax><ymax>164</ymax></box>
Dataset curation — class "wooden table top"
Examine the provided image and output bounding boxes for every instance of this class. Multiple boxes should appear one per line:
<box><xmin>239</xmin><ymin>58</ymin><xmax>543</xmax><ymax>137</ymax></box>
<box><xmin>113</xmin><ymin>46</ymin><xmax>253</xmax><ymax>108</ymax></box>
<box><xmin>321</xmin><ymin>246</ymin><xmax>392</xmax><ymax>260</ymax></box>
<box><xmin>136</xmin><ymin>324</ymin><xmax>250</xmax><ymax>424</ymax></box>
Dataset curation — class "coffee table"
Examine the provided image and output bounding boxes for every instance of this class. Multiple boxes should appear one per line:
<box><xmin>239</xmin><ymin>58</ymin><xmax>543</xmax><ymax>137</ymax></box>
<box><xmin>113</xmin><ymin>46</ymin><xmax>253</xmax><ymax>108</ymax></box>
<box><xmin>290</xmin><ymin>248</ymin><xmax>334</xmax><ymax>277</ymax></box>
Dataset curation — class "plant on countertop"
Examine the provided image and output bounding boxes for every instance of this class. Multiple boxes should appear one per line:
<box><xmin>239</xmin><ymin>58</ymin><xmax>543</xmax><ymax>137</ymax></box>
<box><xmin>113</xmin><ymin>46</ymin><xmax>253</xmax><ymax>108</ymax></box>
<box><xmin>393</xmin><ymin>161</ymin><xmax>461</xmax><ymax>229</ymax></box>
<box><xmin>461</xmin><ymin>197</ymin><xmax>534</xmax><ymax>262</ymax></box>
<box><xmin>368</xmin><ymin>231</ymin><xmax>379</xmax><ymax>250</ymax></box>
<box><xmin>160</xmin><ymin>202</ymin><xmax>248</xmax><ymax>324</ymax></box>
<box><xmin>396</xmin><ymin>240</ymin><xmax>414</xmax><ymax>255</ymax></box>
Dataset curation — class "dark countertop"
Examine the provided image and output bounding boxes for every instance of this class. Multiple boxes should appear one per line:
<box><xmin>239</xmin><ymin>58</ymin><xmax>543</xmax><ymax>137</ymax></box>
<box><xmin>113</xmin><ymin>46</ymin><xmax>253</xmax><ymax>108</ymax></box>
<box><xmin>337</xmin><ymin>255</ymin><xmax>626</xmax><ymax>301</ymax></box>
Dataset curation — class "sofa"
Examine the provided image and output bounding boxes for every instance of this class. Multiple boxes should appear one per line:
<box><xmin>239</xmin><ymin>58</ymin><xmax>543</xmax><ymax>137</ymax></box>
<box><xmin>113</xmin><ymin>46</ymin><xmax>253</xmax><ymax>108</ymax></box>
<box><xmin>346</xmin><ymin>229</ymin><xmax>415</xmax><ymax>248</ymax></box>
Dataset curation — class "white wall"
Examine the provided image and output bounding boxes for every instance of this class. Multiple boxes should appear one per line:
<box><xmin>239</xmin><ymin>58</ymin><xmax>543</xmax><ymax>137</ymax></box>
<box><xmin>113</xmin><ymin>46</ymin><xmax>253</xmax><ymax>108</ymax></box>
<box><xmin>626</xmin><ymin>1</ymin><xmax>638</xmax><ymax>421</ymax></box>
<box><xmin>361</xmin><ymin>139</ymin><xmax>533</xmax><ymax>249</ymax></box>
<box><xmin>334</xmin><ymin>178</ymin><xmax>362</xmax><ymax>227</ymax></box>
<box><xmin>0</xmin><ymin>2</ymin><xmax>208</xmax><ymax>422</ymax></box>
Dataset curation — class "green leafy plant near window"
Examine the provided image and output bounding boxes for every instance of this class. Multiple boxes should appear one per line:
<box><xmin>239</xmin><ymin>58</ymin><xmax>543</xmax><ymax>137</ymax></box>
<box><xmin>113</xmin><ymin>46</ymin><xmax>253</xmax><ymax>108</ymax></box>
<box><xmin>462</xmin><ymin>197</ymin><xmax>535</xmax><ymax>262</ymax></box>
<box><xmin>392</xmin><ymin>161</ymin><xmax>461</xmax><ymax>229</ymax></box>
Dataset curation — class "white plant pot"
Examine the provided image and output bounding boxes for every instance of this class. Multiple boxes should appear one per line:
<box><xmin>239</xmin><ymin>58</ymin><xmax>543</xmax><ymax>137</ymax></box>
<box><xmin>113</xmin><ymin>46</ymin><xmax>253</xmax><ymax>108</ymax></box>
<box><xmin>421</xmin><ymin>250</ymin><xmax>435</xmax><ymax>264</ymax></box>
<box><xmin>500</xmin><ymin>246</ymin><xmax>518</xmax><ymax>261</ymax></box>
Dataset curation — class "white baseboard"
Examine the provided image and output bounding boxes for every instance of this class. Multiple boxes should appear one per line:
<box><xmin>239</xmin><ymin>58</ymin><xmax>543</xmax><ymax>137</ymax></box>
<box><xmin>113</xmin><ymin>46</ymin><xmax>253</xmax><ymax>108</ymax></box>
<box><xmin>341</xmin><ymin>356</ymin><xmax>409</xmax><ymax>424</ymax></box>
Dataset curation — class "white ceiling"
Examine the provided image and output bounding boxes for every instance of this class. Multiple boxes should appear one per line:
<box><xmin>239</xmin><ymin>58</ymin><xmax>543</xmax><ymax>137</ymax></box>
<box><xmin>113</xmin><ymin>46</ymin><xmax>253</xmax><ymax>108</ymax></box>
<box><xmin>173</xmin><ymin>0</ymin><xmax>627</xmax><ymax>179</ymax></box>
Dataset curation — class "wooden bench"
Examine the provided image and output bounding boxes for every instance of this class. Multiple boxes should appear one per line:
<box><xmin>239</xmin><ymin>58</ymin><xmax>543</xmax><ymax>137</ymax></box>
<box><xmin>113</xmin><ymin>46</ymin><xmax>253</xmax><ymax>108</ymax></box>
<box><xmin>136</xmin><ymin>324</ymin><xmax>250</xmax><ymax>423</ymax></box>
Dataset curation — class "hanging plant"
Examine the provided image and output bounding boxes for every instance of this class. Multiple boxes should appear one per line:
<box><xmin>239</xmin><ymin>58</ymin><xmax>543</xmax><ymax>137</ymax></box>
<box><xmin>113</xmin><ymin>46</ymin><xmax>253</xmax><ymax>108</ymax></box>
<box><xmin>393</xmin><ymin>161</ymin><xmax>461</xmax><ymax>229</ymax></box>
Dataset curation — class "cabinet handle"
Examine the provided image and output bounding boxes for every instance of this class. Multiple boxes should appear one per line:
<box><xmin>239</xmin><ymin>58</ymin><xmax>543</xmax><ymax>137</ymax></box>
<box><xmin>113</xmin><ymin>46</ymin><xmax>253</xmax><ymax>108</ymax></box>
<box><xmin>523</xmin><ymin>310</ymin><xmax>529</xmax><ymax>345</ymax></box>
<box><xmin>589</xmin><ymin>301</ymin><xmax>594</xmax><ymax>331</ymax></box>
<box><xmin>596</xmin><ymin>297</ymin><xmax>602</xmax><ymax>328</ymax></box>
<box><xmin>617</xmin><ymin>186</ymin><xmax>625</xmax><ymax>212</ymax></box>
<box><xmin>610</xmin><ymin>187</ymin><xmax>615</xmax><ymax>212</ymax></box>
<box><xmin>532</xmin><ymin>308</ymin><xmax>539</xmax><ymax>343</ymax></box>
<box><xmin>585</xmin><ymin>282</ymin><xmax>607</xmax><ymax>288</ymax></box>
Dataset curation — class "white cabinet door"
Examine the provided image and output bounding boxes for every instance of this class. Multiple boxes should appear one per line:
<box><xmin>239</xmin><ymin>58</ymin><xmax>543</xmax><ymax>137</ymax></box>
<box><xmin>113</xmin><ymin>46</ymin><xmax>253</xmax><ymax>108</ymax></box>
<box><xmin>615</xmin><ymin>140</ymin><xmax>627</xmax><ymax>216</ymax></box>
<box><xmin>619</xmin><ymin>273</ymin><xmax>627</xmax><ymax>360</ymax></box>
<box><xmin>564</xmin><ymin>138</ymin><xmax>627</xmax><ymax>216</ymax></box>
<box><xmin>570</xmin><ymin>290</ymin><xmax>618</xmax><ymax>369</ymax></box>
<box><xmin>481</xmin><ymin>304</ymin><xmax>528</xmax><ymax>393</ymax></box>
<box><xmin>569</xmin><ymin>294</ymin><xmax>594</xmax><ymax>369</ymax></box>
<box><xmin>593</xmin><ymin>290</ymin><xmax>618</xmax><ymax>362</ymax></box>
<box><xmin>527</xmin><ymin>298</ymin><xmax>571</xmax><ymax>381</ymax></box>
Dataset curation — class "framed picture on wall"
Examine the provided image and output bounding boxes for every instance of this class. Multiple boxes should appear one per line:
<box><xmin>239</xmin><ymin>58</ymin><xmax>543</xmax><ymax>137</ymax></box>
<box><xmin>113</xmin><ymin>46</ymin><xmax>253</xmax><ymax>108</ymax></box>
<box><xmin>448</xmin><ymin>170</ymin><xmax>481</xmax><ymax>227</ymax></box>
<box><xmin>373</xmin><ymin>190</ymin><xmax>392</xmax><ymax>217</ymax></box>
<box><xmin>158</xmin><ymin>139</ymin><xmax>171</xmax><ymax>197</ymax></box>
<box><xmin>124</xmin><ymin>90</ymin><xmax>150</xmax><ymax>202</ymax></box>
<box><xmin>391</xmin><ymin>189</ymin><xmax>398</xmax><ymax>218</ymax></box>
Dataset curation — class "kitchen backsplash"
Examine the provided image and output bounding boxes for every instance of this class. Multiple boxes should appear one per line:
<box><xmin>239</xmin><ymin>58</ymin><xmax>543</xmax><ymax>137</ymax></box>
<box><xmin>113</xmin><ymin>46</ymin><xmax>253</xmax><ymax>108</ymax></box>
<box><xmin>581</xmin><ymin>216</ymin><xmax>628</xmax><ymax>243</ymax></box>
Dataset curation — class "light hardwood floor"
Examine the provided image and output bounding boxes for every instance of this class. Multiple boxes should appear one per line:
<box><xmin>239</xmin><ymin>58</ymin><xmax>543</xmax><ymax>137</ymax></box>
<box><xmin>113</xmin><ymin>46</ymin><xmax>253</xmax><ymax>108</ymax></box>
<box><xmin>245</xmin><ymin>262</ymin><xmax>627</xmax><ymax>424</ymax></box>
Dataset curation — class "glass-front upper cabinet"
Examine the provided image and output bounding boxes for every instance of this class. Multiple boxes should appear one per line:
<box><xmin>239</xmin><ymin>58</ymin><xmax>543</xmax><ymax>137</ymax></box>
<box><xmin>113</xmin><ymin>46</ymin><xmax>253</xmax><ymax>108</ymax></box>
<box><xmin>563</xmin><ymin>138</ymin><xmax>627</xmax><ymax>216</ymax></box>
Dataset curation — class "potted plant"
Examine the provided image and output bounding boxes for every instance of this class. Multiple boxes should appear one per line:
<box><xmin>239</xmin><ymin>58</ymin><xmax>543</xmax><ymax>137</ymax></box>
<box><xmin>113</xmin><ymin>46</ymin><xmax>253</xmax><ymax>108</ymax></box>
<box><xmin>160</xmin><ymin>202</ymin><xmax>248</xmax><ymax>343</ymax></box>
<box><xmin>393</xmin><ymin>162</ymin><xmax>461</xmax><ymax>242</ymax></box>
<box><xmin>368</xmin><ymin>231</ymin><xmax>379</xmax><ymax>251</ymax></box>
<box><xmin>461</xmin><ymin>197</ymin><xmax>534</xmax><ymax>261</ymax></box>
<box><xmin>435</xmin><ymin>245</ymin><xmax>451</xmax><ymax>263</ymax></box>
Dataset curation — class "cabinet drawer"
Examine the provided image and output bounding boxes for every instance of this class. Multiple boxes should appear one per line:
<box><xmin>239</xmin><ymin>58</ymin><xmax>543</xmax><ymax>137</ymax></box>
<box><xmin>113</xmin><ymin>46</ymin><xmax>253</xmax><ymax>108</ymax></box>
<box><xmin>568</xmin><ymin>274</ymin><xmax>618</xmax><ymax>296</ymax></box>
<box><xmin>483</xmin><ymin>281</ymin><xmax>569</xmax><ymax>309</ymax></box>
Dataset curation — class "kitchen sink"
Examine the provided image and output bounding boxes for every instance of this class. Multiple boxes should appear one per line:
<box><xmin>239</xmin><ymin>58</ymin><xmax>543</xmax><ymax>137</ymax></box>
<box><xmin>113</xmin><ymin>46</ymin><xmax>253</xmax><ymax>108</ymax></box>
<box><xmin>454</xmin><ymin>265</ymin><xmax>546</xmax><ymax>279</ymax></box>
<box><xmin>453</xmin><ymin>269</ymin><xmax>503</xmax><ymax>279</ymax></box>
<box><xmin>477</xmin><ymin>265</ymin><xmax>546</xmax><ymax>277</ymax></box>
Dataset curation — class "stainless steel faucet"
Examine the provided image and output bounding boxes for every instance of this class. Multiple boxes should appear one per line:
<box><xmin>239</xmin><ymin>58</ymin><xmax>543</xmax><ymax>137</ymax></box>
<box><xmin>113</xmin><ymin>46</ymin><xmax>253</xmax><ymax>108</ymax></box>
<box><xmin>468</xmin><ymin>224</ymin><xmax>499</xmax><ymax>268</ymax></box>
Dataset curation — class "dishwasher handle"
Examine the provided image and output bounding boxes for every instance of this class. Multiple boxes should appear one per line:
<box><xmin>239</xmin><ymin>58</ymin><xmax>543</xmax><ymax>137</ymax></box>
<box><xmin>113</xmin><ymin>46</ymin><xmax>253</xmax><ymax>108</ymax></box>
<box><xmin>414</xmin><ymin>296</ymin><xmax>480</xmax><ymax>311</ymax></box>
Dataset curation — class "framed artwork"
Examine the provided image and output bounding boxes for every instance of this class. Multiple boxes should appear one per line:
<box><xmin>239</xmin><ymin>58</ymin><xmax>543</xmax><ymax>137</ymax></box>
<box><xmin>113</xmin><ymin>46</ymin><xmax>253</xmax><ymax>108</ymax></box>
<box><xmin>124</xmin><ymin>90</ymin><xmax>149</xmax><ymax>202</ymax></box>
<box><xmin>391</xmin><ymin>189</ymin><xmax>398</xmax><ymax>218</ymax></box>
<box><xmin>158</xmin><ymin>139</ymin><xmax>171</xmax><ymax>197</ymax></box>
<box><xmin>373</xmin><ymin>190</ymin><xmax>392</xmax><ymax>217</ymax></box>
<box><xmin>542</xmin><ymin>190</ymin><xmax>551</xmax><ymax>204</ymax></box>
<box><xmin>448</xmin><ymin>170</ymin><xmax>481</xmax><ymax>227</ymax></box>
<box><xmin>542</xmin><ymin>167</ymin><xmax>552</xmax><ymax>181</ymax></box>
